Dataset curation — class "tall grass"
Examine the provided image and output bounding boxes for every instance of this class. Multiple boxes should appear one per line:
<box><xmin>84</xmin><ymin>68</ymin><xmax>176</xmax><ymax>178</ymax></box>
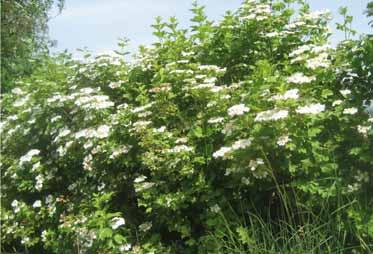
<box><xmin>205</xmin><ymin>162</ymin><xmax>373</xmax><ymax>254</ymax></box>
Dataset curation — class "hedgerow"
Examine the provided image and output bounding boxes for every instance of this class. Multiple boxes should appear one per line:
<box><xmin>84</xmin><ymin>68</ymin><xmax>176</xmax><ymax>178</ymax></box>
<box><xmin>1</xmin><ymin>0</ymin><xmax>372</xmax><ymax>253</ymax></box>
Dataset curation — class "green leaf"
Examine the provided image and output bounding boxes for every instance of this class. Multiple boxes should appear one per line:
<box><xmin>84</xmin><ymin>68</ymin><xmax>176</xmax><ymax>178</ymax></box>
<box><xmin>114</xmin><ymin>234</ymin><xmax>126</xmax><ymax>244</ymax></box>
<box><xmin>192</xmin><ymin>126</ymin><xmax>204</xmax><ymax>138</ymax></box>
<box><xmin>99</xmin><ymin>228</ymin><xmax>113</xmax><ymax>240</ymax></box>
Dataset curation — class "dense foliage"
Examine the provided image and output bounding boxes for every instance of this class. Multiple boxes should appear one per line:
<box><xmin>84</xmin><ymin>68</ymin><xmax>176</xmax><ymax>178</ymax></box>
<box><xmin>1</xmin><ymin>0</ymin><xmax>372</xmax><ymax>253</ymax></box>
<box><xmin>1</xmin><ymin>0</ymin><xmax>64</xmax><ymax>93</ymax></box>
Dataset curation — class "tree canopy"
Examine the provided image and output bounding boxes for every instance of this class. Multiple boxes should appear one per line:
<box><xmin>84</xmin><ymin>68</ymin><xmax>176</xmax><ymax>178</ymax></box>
<box><xmin>1</xmin><ymin>0</ymin><xmax>64</xmax><ymax>93</ymax></box>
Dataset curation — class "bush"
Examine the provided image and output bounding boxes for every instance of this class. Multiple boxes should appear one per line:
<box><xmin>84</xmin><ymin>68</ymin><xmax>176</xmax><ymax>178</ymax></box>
<box><xmin>1</xmin><ymin>0</ymin><xmax>372</xmax><ymax>253</ymax></box>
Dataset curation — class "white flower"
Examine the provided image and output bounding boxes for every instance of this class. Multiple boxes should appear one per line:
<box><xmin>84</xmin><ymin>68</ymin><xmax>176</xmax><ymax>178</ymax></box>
<box><xmin>154</xmin><ymin>126</ymin><xmax>166</xmax><ymax>133</ymax></box>
<box><xmin>340</xmin><ymin>89</ymin><xmax>351</xmax><ymax>96</ymax></box>
<box><xmin>167</xmin><ymin>145</ymin><xmax>193</xmax><ymax>153</ymax></box>
<box><xmin>21</xmin><ymin>237</ymin><xmax>30</xmax><ymax>245</ymax></box>
<box><xmin>80</xmin><ymin>87</ymin><xmax>95</xmax><ymax>94</ymax></box>
<box><xmin>289</xmin><ymin>45</ymin><xmax>311</xmax><ymax>57</ymax></box>
<box><xmin>131</xmin><ymin>102</ymin><xmax>154</xmax><ymax>113</ymax></box>
<box><xmin>135</xmin><ymin>182</ymin><xmax>155</xmax><ymax>192</ymax></box>
<box><xmin>83</xmin><ymin>154</ymin><xmax>93</xmax><ymax>171</ymax></box>
<box><xmin>109</xmin><ymin>146</ymin><xmax>131</xmax><ymax>159</ymax></box>
<box><xmin>306</xmin><ymin>53</ymin><xmax>330</xmax><ymax>70</ymax></box>
<box><xmin>271</xmin><ymin>89</ymin><xmax>299</xmax><ymax>101</ymax></box>
<box><xmin>287</xmin><ymin>73</ymin><xmax>316</xmax><ymax>84</ymax></box>
<box><xmin>132</xmin><ymin>120</ymin><xmax>151</xmax><ymax>129</ymax></box>
<box><xmin>139</xmin><ymin>221</ymin><xmax>152</xmax><ymax>232</ymax></box>
<box><xmin>119</xmin><ymin>244</ymin><xmax>132</xmax><ymax>251</ymax></box>
<box><xmin>12</xmin><ymin>87</ymin><xmax>25</xmax><ymax>95</ymax></box>
<box><xmin>51</xmin><ymin>115</ymin><xmax>62</xmax><ymax>123</ymax></box>
<box><xmin>108</xmin><ymin>81</ymin><xmax>122</xmax><ymax>89</ymax></box>
<box><xmin>213</xmin><ymin>146</ymin><xmax>232</xmax><ymax>158</ymax></box>
<box><xmin>134</xmin><ymin>175</ymin><xmax>147</xmax><ymax>183</ymax></box>
<box><xmin>343</xmin><ymin>107</ymin><xmax>358</xmax><ymax>115</ymax></box>
<box><xmin>208</xmin><ymin>117</ymin><xmax>225</xmax><ymax>124</ymax></box>
<box><xmin>210</xmin><ymin>204</ymin><xmax>221</xmax><ymax>213</ymax></box>
<box><xmin>46</xmin><ymin>195</ymin><xmax>54</xmax><ymax>204</ymax></box>
<box><xmin>111</xmin><ymin>217</ymin><xmax>125</xmax><ymax>230</ymax></box>
<box><xmin>31</xmin><ymin>162</ymin><xmax>41</xmax><ymax>172</ymax></box>
<box><xmin>249</xmin><ymin>158</ymin><xmax>264</xmax><ymax>171</ymax></box>
<box><xmin>14</xmin><ymin>95</ymin><xmax>30</xmax><ymax>107</ymax></box>
<box><xmin>255</xmin><ymin>109</ymin><xmax>289</xmax><ymax>122</ymax></box>
<box><xmin>232</xmin><ymin>139</ymin><xmax>252</xmax><ymax>150</ymax></box>
<box><xmin>357</xmin><ymin>125</ymin><xmax>371</xmax><ymax>136</ymax></box>
<box><xmin>12</xmin><ymin>200</ymin><xmax>21</xmax><ymax>213</ymax></box>
<box><xmin>41</xmin><ymin>230</ymin><xmax>48</xmax><ymax>242</ymax></box>
<box><xmin>96</xmin><ymin>125</ymin><xmax>110</xmax><ymax>138</ymax></box>
<box><xmin>227</xmin><ymin>104</ymin><xmax>250</xmax><ymax>117</ymax></box>
<box><xmin>11</xmin><ymin>200</ymin><xmax>19</xmax><ymax>208</ymax></box>
<box><xmin>35</xmin><ymin>174</ymin><xmax>44</xmax><ymax>191</ymax></box>
<box><xmin>296</xmin><ymin>103</ymin><xmax>325</xmax><ymax>114</ymax></box>
<box><xmin>20</xmin><ymin>149</ymin><xmax>40</xmax><ymax>165</ymax></box>
<box><xmin>33</xmin><ymin>200</ymin><xmax>42</xmax><ymax>208</ymax></box>
<box><xmin>277</xmin><ymin>135</ymin><xmax>291</xmax><ymax>146</ymax></box>
<box><xmin>332</xmin><ymin>100</ymin><xmax>343</xmax><ymax>106</ymax></box>
<box><xmin>175</xmin><ymin>137</ymin><xmax>188</xmax><ymax>144</ymax></box>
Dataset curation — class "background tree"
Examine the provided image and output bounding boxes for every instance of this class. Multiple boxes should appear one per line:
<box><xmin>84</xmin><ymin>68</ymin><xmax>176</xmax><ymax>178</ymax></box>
<box><xmin>1</xmin><ymin>0</ymin><xmax>64</xmax><ymax>93</ymax></box>
<box><xmin>366</xmin><ymin>1</ymin><xmax>373</xmax><ymax>27</ymax></box>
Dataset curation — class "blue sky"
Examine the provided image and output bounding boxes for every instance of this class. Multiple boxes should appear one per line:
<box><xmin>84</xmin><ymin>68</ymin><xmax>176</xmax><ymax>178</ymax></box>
<box><xmin>49</xmin><ymin>0</ymin><xmax>371</xmax><ymax>57</ymax></box>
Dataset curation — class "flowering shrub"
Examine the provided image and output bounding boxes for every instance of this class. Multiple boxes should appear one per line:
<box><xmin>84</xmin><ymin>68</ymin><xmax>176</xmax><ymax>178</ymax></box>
<box><xmin>1</xmin><ymin>0</ymin><xmax>372</xmax><ymax>253</ymax></box>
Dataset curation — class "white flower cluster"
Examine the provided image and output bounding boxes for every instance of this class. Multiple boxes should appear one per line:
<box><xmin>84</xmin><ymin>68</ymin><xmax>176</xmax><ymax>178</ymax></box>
<box><xmin>47</xmin><ymin>88</ymin><xmax>115</xmax><ymax>111</ymax></box>
<box><xmin>33</xmin><ymin>200</ymin><xmax>42</xmax><ymax>208</ymax></box>
<box><xmin>306</xmin><ymin>53</ymin><xmax>330</xmax><ymax>70</ymax></box>
<box><xmin>296</xmin><ymin>103</ymin><xmax>325</xmax><ymax>115</ymax></box>
<box><xmin>149</xmin><ymin>83</ymin><xmax>172</xmax><ymax>93</ymax></box>
<box><xmin>74</xmin><ymin>125</ymin><xmax>111</xmax><ymax>140</ymax></box>
<box><xmin>35</xmin><ymin>174</ymin><xmax>44</xmax><ymax>191</ymax></box>
<box><xmin>131</xmin><ymin>102</ymin><xmax>154</xmax><ymax>113</ymax></box>
<box><xmin>109</xmin><ymin>145</ymin><xmax>131</xmax><ymax>159</ymax></box>
<box><xmin>228</xmin><ymin>104</ymin><xmax>250</xmax><ymax>117</ymax></box>
<box><xmin>357</xmin><ymin>125</ymin><xmax>371</xmax><ymax>136</ymax></box>
<box><xmin>53</xmin><ymin>129</ymin><xmax>71</xmax><ymax>143</ymax></box>
<box><xmin>132</xmin><ymin>120</ymin><xmax>152</xmax><ymax>131</ymax></box>
<box><xmin>284</xmin><ymin>21</ymin><xmax>306</xmax><ymax>30</ymax></box>
<box><xmin>198</xmin><ymin>65</ymin><xmax>226</xmax><ymax>74</ymax></box>
<box><xmin>138</xmin><ymin>221</ymin><xmax>152</xmax><ymax>232</ymax></box>
<box><xmin>83</xmin><ymin>154</ymin><xmax>93</xmax><ymax>171</ymax></box>
<box><xmin>241</xmin><ymin>3</ymin><xmax>271</xmax><ymax>21</ymax></box>
<box><xmin>340</xmin><ymin>89</ymin><xmax>351</xmax><ymax>97</ymax></box>
<box><xmin>111</xmin><ymin>217</ymin><xmax>126</xmax><ymax>230</ymax></box>
<box><xmin>249</xmin><ymin>158</ymin><xmax>264</xmax><ymax>171</ymax></box>
<box><xmin>11</xmin><ymin>200</ymin><xmax>22</xmax><ymax>213</ymax></box>
<box><xmin>12</xmin><ymin>87</ymin><xmax>25</xmax><ymax>95</ymax></box>
<box><xmin>277</xmin><ymin>135</ymin><xmax>291</xmax><ymax>146</ymax></box>
<box><xmin>332</xmin><ymin>100</ymin><xmax>343</xmax><ymax>106</ymax></box>
<box><xmin>343</xmin><ymin>107</ymin><xmax>358</xmax><ymax>115</ymax></box>
<box><xmin>210</xmin><ymin>204</ymin><xmax>221</xmax><ymax>213</ymax></box>
<box><xmin>167</xmin><ymin>145</ymin><xmax>193</xmax><ymax>153</ymax></box>
<box><xmin>271</xmin><ymin>89</ymin><xmax>299</xmax><ymax>101</ymax></box>
<box><xmin>119</xmin><ymin>244</ymin><xmax>132</xmax><ymax>252</ymax></box>
<box><xmin>255</xmin><ymin>109</ymin><xmax>288</xmax><ymax>122</ymax></box>
<box><xmin>75</xmin><ymin>95</ymin><xmax>114</xmax><ymax>110</ymax></box>
<box><xmin>287</xmin><ymin>73</ymin><xmax>316</xmax><ymax>84</ymax></box>
<box><xmin>213</xmin><ymin>138</ymin><xmax>252</xmax><ymax>159</ymax></box>
<box><xmin>14</xmin><ymin>94</ymin><xmax>30</xmax><ymax>107</ymax></box>
<box><xmin>169</xmin><ymin>69</ymin><xmax>194</xmax><ymax>75</ymax></box>
<box><xmin>289</xmin><ymin>45</ymin><xmax>312</xmax><ymax>58</ymax></box>
<box><xmin>108</xmin><ymin>81</ymin><xmax>123</xmax><ymax>89</ymax></box>
<box><xmin>208</xmin><ymin>117</ymin><xmax>225</xmax><ymax>124</ymax></box>
<box><xmin>19</xmin><ymin>149</ymin><xmax>40</xmax><ymax>165</ymax></box>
